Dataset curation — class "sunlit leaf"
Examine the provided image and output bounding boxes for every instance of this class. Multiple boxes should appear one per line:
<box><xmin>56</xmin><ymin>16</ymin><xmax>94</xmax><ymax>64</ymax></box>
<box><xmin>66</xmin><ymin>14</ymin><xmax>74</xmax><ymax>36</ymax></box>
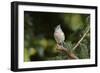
<box><xmin>29</xmin><ymin>48</ymin><xmax>37</xmax><ymax>56</ymax></box>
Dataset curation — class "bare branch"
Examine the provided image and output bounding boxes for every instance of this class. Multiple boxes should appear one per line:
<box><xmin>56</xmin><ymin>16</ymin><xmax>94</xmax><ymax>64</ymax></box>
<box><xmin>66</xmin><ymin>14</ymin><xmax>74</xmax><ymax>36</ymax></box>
<box><xmin>72</xmin><ymin>27</ymin><xmax>90</xmax><ymax>51</ymax></box>
<box><xmin>56</xmin><ymin>44</ymin><xmax>78</xmax><ymax>59</ymax></box>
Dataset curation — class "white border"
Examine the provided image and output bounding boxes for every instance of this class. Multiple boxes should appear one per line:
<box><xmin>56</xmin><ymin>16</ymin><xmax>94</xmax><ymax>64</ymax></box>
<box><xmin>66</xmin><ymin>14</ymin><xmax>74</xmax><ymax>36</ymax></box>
<box><xmin>18</xmin><ymin>5</ymin><xmax>96</xmax><ymax>68</ymax></box>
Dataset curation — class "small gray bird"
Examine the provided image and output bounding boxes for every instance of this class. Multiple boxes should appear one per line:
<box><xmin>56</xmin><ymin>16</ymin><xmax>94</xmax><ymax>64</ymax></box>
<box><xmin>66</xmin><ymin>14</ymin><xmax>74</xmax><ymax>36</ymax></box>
<box><xmin>54</xmin><ymin>25</ymin><xmax>65</xmax><ymax>46</ymax></box>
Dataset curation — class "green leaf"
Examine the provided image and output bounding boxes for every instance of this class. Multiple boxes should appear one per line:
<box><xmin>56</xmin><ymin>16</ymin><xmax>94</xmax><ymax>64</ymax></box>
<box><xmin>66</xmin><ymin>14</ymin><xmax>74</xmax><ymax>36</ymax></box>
<box><xmin>77</xmin><ymin>43</ymin><xmax>89</xmax><ymax>59</ymax></box>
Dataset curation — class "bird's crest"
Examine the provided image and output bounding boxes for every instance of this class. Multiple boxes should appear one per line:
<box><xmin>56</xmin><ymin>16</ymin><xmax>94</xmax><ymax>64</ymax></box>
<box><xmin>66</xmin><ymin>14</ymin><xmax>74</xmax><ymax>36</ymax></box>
<box><xmin>55</xmin><ymin>24</ymin><xmax>61</xmax><ymax>31</ymax></box>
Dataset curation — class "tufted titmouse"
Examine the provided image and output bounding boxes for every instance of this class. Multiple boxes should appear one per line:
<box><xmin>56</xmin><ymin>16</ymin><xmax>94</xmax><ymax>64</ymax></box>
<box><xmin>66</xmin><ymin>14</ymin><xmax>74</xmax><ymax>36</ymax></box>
<box><xmin>54</xmin><ymin>25</ymin><xmax>65</xmax><ymax>46</ymax></box>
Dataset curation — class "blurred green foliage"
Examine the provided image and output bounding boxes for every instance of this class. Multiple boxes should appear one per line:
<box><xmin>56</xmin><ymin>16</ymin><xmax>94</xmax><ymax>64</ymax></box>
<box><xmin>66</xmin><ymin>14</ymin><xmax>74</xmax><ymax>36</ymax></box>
<box><xmin>24</xmin><ymin>11</ymin><xmax>90</xmax><ymax>62</ymax></box>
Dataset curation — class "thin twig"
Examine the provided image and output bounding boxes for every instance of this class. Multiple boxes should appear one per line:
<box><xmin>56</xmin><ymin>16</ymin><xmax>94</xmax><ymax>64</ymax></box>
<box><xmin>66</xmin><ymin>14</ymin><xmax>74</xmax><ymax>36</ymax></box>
<box><xmin>72</xmin><ymin>27</ymin><xmax>90</xmax><ymax>51</ymax></box>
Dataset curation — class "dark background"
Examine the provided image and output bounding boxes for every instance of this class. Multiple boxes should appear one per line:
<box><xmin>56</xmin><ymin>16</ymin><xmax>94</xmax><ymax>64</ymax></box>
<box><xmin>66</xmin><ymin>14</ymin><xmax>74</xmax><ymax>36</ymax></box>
<box><xmin>24</xmin><ymin>11</ymin><xmax>90</xmax><ymax>62</ymax></box>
